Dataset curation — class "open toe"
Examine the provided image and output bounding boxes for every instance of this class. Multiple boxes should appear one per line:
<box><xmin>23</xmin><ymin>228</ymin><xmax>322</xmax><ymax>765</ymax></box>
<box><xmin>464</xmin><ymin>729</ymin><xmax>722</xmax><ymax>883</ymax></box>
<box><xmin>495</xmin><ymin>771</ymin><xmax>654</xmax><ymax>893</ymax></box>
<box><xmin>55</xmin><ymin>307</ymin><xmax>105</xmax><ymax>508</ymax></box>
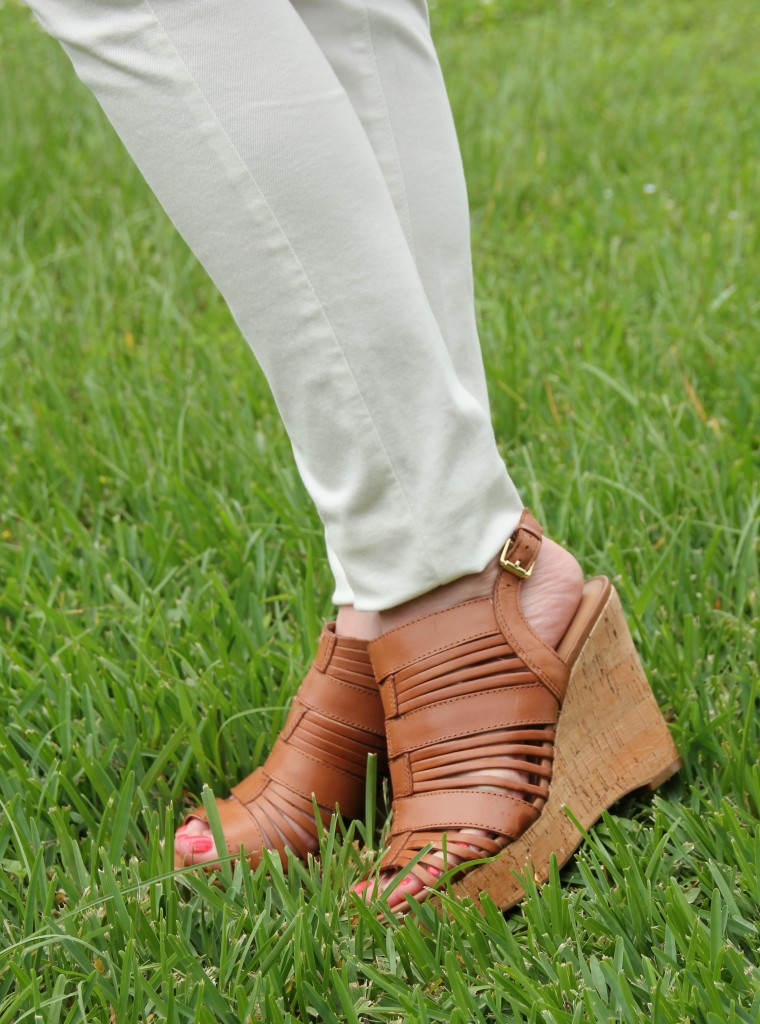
<box><xmin>174</xmin><ymin>819</ymin><xmax>220</xmax><ymax>867</ymax></box>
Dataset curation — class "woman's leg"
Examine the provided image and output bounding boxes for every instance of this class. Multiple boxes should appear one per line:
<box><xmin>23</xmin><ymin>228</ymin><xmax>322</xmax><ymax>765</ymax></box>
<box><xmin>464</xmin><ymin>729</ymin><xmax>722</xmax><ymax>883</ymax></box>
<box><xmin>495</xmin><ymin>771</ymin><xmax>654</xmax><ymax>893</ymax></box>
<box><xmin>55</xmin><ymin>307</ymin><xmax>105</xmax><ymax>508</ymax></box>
<box><xmin>25</xmin><ymin>1</ymin><xmax>602</xmax><ymax>909</ymax></box>
<box><xmin>26</xmin><ymin>0</ymin><xmax>522</xmax><ymax>614</ymax></box>
<box><xmin>293</xmin><ymin>0</ymin><xmax>490</xmax><ymax>412</ymax></box>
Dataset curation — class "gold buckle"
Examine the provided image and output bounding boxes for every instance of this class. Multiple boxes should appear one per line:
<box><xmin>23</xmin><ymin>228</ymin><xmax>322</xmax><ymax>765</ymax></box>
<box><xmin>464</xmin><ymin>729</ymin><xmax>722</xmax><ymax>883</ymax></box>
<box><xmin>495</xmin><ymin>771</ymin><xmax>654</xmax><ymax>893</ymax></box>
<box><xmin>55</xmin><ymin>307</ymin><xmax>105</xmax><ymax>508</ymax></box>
<box><xmin>499</xmin><ymin>537</ymin><xmax>534</xmax><ymax>578</ymax></box>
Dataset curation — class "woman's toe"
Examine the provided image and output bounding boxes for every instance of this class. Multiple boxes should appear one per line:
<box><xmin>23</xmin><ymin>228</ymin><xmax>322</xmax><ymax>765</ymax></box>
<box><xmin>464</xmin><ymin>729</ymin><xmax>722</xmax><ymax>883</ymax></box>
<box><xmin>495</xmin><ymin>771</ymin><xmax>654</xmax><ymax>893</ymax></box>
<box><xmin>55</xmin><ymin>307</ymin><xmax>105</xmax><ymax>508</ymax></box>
<box><xmin>174</xmin><ymin>823</ymin><xmax>220</xmax><ymax>865</ymax></box>
<box><xmin>359</xmin><ymin>856</ymin><xmax>459</xmax><ymax>909</ymax></box>
<box><xmin>386</xmin><ymin>872</ymin><xmax>425</xmax><ymax>908</ymax></box>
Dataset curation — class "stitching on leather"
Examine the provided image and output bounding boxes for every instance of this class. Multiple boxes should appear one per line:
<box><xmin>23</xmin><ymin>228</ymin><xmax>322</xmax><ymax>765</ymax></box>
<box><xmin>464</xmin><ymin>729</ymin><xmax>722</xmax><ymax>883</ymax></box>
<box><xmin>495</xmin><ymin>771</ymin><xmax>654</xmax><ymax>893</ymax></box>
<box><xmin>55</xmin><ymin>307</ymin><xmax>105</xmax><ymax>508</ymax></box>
<box><xmin>280</xmin><ymin>705</ymin><xmax>303</xmax><ymax>743</ymax></box>
<box><xmin>230</xmin><ymin>765</ymin><xmax>267</xmax><ymax>800</ymax></box>
<box><xmin>375</xmin><ymin>623</ymin><xmax>499</xmax><ymax>677</ymax></box>
<box><xmin>230</xmin><ymin>791</ymin><xmax>268</xmax><ymax>833</ymax></box>
<box><xmin>313</xmin><ymin>630</ymin><xmax>336</xmax><ymax>673</ymax></box>
<box><xmin>300</xmin><ymin>704</ymin><xmax>385</xmax><ymax>738</ymax></box>
<box><xmin>386</xmin><ymin>673</ymin><xmax>399</xmax><ymax>717</ymax></box>
<box><xmin>266</xmin><ymin>746</ymin><xmax>356</xmax><ymax>802</ymax></box>
<box><xmin>386</xmin><ymin>683</ymin><xmax>558</xmax><ymax>756</ymax></box>
<box><xmin>369</xmin><ymin>600</ymin><xmax>495</xmax><ymax>677</ymax></box>
<box><xmin>391</xmin><ymin>791</ymin><xmax>541</xmax><ymax>835</ymax></box>
<box><xmin>403</xmin><ymin>752</ymin><xmax>413</xmax><ymax>797</ymax></box>
<box><xmin>300</xmin><ymin>674</ymin><xmax>377</xmax><ymax>701</ymax></box>
<box><xmin>296</xmin><ymin>694</ymin><xmax>385</xmax><ymax>737</ymax></box>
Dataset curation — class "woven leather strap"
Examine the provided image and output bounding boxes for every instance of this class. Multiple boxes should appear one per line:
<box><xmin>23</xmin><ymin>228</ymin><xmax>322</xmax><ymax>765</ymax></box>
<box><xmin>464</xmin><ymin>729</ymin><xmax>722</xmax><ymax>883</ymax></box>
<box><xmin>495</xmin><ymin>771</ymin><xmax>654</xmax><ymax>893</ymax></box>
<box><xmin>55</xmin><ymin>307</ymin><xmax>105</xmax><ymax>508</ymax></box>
<box><xmin>368</xmin><ymin>508</ymin><xmax>568</xmax><ymax>883</ymax></box>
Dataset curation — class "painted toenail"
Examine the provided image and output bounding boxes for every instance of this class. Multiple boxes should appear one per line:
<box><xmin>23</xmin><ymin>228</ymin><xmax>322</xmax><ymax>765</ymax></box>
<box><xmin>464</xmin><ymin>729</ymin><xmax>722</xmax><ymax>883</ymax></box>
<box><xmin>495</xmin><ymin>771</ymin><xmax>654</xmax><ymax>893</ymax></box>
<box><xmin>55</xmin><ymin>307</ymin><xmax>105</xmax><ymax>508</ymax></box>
<box><xmin>190</xmin><ymin>836</ymin><xmax>213</xmax><ymax>854</ymax></box>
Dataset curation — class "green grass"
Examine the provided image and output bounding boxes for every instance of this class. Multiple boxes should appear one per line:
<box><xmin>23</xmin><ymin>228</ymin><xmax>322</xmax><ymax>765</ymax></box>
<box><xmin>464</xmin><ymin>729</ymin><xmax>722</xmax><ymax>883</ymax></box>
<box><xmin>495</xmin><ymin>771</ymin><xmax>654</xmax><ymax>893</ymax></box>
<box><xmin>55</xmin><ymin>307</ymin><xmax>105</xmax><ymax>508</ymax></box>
<box><xmin>1</xmin><ymin>0</ymin><xmax>758</xmax><ymax>1020</ymax></box>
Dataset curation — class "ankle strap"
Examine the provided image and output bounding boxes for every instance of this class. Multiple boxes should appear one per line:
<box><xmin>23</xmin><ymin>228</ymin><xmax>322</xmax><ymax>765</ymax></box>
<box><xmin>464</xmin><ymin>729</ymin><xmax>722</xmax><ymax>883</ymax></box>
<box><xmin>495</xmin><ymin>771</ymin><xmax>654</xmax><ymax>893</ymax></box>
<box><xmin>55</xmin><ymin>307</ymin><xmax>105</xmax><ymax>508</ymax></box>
<box><xmin>499</xmin><ymin>508</ymin><xmax>542</xmax><ymax>578</ymax></box>
<box><xmin>494</xmin><ymin>508</ymin><xmax>569</xmax><ymax>703</ymax></box>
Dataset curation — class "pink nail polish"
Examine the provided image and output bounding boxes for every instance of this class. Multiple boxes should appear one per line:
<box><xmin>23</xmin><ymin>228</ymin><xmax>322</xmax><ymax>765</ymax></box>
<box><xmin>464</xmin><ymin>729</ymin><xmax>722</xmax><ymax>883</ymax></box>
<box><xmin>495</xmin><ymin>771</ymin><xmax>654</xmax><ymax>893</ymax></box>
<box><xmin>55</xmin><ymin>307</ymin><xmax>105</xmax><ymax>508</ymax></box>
<box><xmin>352</xmin><ymin>881</ymin><xmax>368</xmax><ymax>895</ymax></box>
<box><xmin>190</xmin><ymin>836</ymin><xmax>213</xmax><ymax>854</ymax></box>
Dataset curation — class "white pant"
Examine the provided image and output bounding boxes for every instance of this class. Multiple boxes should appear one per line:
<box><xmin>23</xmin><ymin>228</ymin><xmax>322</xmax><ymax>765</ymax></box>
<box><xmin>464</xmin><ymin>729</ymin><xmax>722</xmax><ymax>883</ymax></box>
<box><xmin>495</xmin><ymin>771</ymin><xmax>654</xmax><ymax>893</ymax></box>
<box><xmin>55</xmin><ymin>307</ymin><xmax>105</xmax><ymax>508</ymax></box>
<box><xmin>26</xmin><ymin>0</ymin><xmax>523</xmax><ymax>610</ymax></box>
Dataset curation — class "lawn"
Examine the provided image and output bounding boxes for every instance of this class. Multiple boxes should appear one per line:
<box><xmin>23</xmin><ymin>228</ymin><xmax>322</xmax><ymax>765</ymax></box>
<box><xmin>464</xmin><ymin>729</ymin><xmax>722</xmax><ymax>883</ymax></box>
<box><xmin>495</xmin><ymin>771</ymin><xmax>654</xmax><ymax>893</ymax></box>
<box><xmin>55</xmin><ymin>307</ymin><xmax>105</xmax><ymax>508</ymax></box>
<box><xmin>1</xmin><ymin>0</ymin><xmax>758</xmax><ymax>1021</ymax></box>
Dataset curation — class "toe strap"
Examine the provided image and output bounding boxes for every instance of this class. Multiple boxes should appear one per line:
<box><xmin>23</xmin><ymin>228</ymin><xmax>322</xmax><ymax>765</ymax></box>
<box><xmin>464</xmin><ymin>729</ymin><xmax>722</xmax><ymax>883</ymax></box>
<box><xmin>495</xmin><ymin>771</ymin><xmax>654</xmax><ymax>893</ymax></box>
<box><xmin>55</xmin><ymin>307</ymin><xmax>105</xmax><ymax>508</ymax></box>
<box><xmin>390</xmin><ymin>790</ymin><xmax>541</xmax><ymax>841</ymax></box>
<box><xmin>374</xmin><ymin>790</ymin><xmax>540</xmax><ymax>888</ymax></box>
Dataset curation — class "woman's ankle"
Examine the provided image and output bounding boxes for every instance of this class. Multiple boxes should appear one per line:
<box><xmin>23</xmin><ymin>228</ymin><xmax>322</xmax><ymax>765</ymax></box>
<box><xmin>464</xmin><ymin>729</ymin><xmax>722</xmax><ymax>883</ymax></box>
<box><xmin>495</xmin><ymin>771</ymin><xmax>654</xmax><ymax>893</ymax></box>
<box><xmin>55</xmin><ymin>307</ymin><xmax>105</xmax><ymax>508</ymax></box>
<box><xmin>335</xmin><ymin>605</ymin><xmax>382</xmax><ymax>640</ymax></box>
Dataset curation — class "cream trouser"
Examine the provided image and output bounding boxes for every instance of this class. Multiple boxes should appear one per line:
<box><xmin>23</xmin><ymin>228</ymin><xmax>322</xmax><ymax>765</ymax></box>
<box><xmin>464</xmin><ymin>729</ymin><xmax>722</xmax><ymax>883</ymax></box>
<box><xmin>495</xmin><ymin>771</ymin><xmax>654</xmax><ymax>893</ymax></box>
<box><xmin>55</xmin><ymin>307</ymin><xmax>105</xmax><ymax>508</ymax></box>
<box><xmin>25</xmin><ymin>0</ymin><xmax>523</xmax><ymax>611</ymax></box>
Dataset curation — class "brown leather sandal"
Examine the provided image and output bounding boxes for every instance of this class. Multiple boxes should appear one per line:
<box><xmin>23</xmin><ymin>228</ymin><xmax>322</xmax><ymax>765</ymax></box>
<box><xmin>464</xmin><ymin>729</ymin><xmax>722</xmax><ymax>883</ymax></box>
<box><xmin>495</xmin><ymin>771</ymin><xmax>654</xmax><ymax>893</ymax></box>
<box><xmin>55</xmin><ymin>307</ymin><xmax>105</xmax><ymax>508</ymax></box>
<box><xmin>174</xmin><ymin>623</ymin><xmax>387</xmax><ymax>870</ymax></box>
<box><xmin>364</xmin><ymin>509</ymin><xmax>682</xmax><ymax>913</ymax></box>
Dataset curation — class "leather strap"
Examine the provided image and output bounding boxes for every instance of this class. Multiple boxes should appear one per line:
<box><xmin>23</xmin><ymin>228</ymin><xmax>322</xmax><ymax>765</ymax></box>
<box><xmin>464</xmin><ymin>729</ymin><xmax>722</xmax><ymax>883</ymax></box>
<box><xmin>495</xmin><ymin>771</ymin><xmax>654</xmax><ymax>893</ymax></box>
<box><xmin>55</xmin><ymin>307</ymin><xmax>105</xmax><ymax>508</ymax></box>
<box><xmin>212</xmin><ymin>798</ymin><xmax>266</xmax><ymax>856</ymax></box>
<box><xmin>298</xmin><ymin>665</ymin><xmax>385</xmax><ymax>735</ymax></box>
<box><xmin>360</xmin><ymin>508</ymin><xmax>576</xmax><ymax>893</ymax></box>
<box><xmin>385</xmin><ymin>683</ymin><xmax>559</xmax><ymax>757</ymax></box>
<box><xmin>262</xmin><ymin>736</ymin><xmax>366</xmax><ymax>813</ymax></box>
<box><xmin>370</xmin><ymin>598</ymin><xmax>498</xmax><ymax>681</ymax></box>
<box><xmin>390</xmin><ymin>791</ymin><xmax>540</xmax><ymax>839</ymax></box>
<box><xmin>313</xmin><ymin>626</ymin><xmax>337</xmax><ymax>673</ymax></box>
<box><xmin>499</xmin><ymin>509</ymin><xmax>542</xmax><ymax>576</ymax></box>
<box><xmin>179</xmin><ymin>622</ymin><xmax>385</xmax><ymax>869</ymax></box>
<box><xmin>230</xmin><ymin>765</ymin><xmax>268</xmax><ymax>804</ymax></box>
<box><xmin>494</xmin><ymin>509</ymin><xmax>570</xmax><ymax>703</ymax></box>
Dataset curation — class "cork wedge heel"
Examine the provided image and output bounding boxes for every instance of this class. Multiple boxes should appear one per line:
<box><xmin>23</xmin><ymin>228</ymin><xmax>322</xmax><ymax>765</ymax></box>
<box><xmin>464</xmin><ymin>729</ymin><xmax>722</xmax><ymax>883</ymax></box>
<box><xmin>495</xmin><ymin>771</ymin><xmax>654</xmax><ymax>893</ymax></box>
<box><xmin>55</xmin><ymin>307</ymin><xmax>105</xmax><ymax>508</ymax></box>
<box><xmin>451</xmin><ymin>579</ymin><xmax>682</xmax><ymax>911</ymax></box>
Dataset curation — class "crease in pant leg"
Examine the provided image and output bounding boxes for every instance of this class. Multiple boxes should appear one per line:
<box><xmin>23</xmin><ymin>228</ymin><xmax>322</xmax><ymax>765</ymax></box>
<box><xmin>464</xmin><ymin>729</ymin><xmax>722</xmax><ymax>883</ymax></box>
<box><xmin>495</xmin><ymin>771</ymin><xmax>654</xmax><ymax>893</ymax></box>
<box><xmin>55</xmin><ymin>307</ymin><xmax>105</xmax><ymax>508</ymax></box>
<box><xmin>357</xmin><ymin>0</ymin><xmax>493</xmax><ymax>413</ymax></box>
<box><xmin>27</xmin><ymin>0</ymin><xmax>521</xmax><ymax>610</ymax></box>
<box><xmin>293</xmin><ymin>0</ymin><xmax>493</xmax><ymax>414</ymax></box>
<box><xmin>353</xmin><ymin>0</ymin><xmax>419</xmax><ymax>265</ymax></box>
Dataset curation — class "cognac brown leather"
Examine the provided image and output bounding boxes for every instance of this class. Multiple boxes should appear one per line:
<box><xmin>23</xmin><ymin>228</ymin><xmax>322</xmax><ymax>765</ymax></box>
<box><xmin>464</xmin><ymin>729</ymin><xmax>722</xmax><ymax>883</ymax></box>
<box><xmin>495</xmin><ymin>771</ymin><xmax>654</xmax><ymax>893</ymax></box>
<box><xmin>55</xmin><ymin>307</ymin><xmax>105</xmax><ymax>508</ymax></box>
<box><xmin>366</xmin><ymin>508</ymin><xmax>572</xmax><ymax>895</ymax></box>
<box><xmin>176</xmin><ymin>624</ymin><xmax>387</xmax><ymax>868</ymax></box>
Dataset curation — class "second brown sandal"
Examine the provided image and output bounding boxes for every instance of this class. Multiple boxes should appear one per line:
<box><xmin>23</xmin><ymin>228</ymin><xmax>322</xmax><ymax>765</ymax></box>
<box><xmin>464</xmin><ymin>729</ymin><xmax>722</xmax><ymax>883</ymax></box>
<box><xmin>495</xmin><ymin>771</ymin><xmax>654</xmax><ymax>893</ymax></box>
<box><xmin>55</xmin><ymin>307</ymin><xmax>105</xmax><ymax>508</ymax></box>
<box><xmin>174</xmin><ymin>624</ymin><xmax>387</xmax><ymax>871</ymax></box>
<box><xmin>364</xmin><ymin>509</ymin><xmax>682</xmax><ymax>914</ymax></box>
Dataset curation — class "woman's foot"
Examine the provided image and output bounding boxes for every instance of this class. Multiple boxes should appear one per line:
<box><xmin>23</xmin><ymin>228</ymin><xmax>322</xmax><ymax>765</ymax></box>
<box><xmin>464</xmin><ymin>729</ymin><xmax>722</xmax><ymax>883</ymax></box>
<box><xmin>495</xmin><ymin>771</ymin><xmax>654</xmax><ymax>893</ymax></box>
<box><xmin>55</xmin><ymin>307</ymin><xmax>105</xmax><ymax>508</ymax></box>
<box><xmin>354</xmin><ymin>531</ymin><xmax>584</xmax><ymax>909</ymax></box>
<box><xmin>174</xmin><ymin>618</ymin><xmax>386</xmax><ymax>870</ymax></box>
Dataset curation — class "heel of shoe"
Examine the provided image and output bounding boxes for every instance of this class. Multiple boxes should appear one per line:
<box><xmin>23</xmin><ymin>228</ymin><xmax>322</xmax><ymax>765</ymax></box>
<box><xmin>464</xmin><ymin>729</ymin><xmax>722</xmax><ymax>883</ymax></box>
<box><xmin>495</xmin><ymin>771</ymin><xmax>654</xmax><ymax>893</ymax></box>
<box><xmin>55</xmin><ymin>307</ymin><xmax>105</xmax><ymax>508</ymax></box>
<box><xmin>453</xmin><ymin>584</ymin><xmax>682</xmax><ymax>910</ymax></box>
<box><xmin>553</xmin><ymin>584</ymin><xmax>682</xmax><ymax>805</ymax></box>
